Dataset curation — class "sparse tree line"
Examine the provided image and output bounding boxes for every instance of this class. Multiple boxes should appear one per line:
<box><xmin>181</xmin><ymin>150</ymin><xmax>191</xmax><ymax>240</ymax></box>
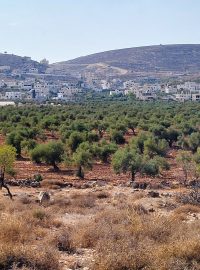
<box><xmin>1</xmin><ymin>99</ymin><xmax>200</xmax><ymax>197</ymax></box>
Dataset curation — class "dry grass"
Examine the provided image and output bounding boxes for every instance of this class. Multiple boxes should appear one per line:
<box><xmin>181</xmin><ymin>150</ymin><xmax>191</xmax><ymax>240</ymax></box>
<box><xmin>59</xmin><ymin>199</ymin><xmax>200</xmax><ymax>270</ymax></box>
<box><xmin>0</xmin><ymin>186</ymin><xmax>200</xmax><ymax>270</ymax></box>
<box><xmin>91</xmin><ymin>209</ymin><xmax>200</xmax><ymax>270</ymax></box>
<box><xmin>174</xmin><ymin>204</ymin><xmax>200</xmax><ymax>215</ymax></box>
<box><xmin>0</xmin><ymin>197</ymin><xmax>61</xmax><ymax>270</ymax></box>
<box><xmin>172</xmin><ymin>204</ymin><xmax>200</xmax><ymax>221</ymax></box>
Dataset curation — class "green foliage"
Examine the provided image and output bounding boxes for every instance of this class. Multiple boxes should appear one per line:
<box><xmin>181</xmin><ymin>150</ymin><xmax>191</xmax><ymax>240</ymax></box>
<box><xmin>0</xmin><ymin>145</ymin><xmax>16</xmax><ymax>174</ymax></box>
<box><xmin>34</xmin><ymin>174</ymin><xmax>43</xmax><ymax>182</ymax></box>
<box><xmin>31</xmin><ymin>141</ymin><xmax>64</xmax><ymax>170</ymax></box>
<box><xmin>2</xmin><ymin>98</ymin><xmax>200</xmax><ymax>183</ymax></box>
<box><xmin>6</xmin><ymin>132</ymin><xmax>23</xmax><ymax>156</ymax></box>
<box><xmin>110</xmin><ymin>130</ymin><xmax>125</xmax><ymax>144</ymax></box>
<box><xmin>131</xmin><ymin>132</ymin><xmax>148</xmax><ymax>154</ymax></box>
<box><xmin>68</xmin><ymin>131</ymin><xmax>85</xmax><ymax>152</ymax></box>
<box><xmin>141</xmin><ymin>159</ymin><xmax>159</xmax><ymax>176</ymax></box>
<box><xmin>93</xmin><ymin>141</ymin><xmax>118</xmax><ymax>163</ymax></box>
<box><xmin>112</xmin><ymin>147</ymin><xmax>142</xmax><ymax>181</ymax></box>
<box><xmin>30</xmin><ymin>144</ymin><xmax>46</xmax><ymax>164</ymax></box>
<box><xmin>187</xmin><ymin>132</ymin><xmax>200</xmax><ymax>153</ymax></box>
<box><xmin>163</xmin><ymin>128</ymin><xmax>179</xmax><ymax>147</ymax></box>
<box><xmin>144</xmin><ymin>138</ymin><xmax>168</xmax><ymax>157</ymax></box>
<box><xmin>177</xmin><ymin>151</ymin><xmax>193</xmax><ymax>185</ymax></box>
<box><xmin>142</xmin><ymin>156</ymin><xmax>169</xmax><ymax>176</ymax></box>
<box><xmin>73</xmin><ymin>144</ymin><xmax>93</xmax><ymax>179</ymax></box>
<box><xmin>21</xmin><ymin>139</ymin><xmax>37</xmax><ymax>151</ymax></box>
<box><xmin>126</xmin><ymin>119</ymin><xmax>138</xmax><ymax>134</ymax></box>
<box><xmin>87</xmin><ymin>132</ymin><xmax>99</xmax><ymax>143</ymax></box>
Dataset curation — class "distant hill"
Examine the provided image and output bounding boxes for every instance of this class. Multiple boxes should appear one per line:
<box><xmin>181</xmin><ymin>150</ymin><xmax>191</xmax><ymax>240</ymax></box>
<box><xmin>0</xmin><ymin>53</ymin><xmax>46</xmax><ymax>72</ymax></box>
<box><xmin>49</xmin><ymin>44</ymin><xmax>200</xmax><ymax>80</ymax></box>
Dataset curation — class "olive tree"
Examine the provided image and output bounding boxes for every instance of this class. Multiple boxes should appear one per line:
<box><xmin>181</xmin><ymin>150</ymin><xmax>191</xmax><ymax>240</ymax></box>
<box><xmin>0</xmin><ymin>145</ymin><xmax>16</xmax><ymax>199</ymax></box>
<box><xmin>112</xmin><ymin>147</ymin><xmax>142</xmax><ymax>182</ymax></box>
<box><xmin>31</xmin><ymin>141</ymin><xmax>64</xmax><ymax>171</ymax></box>
<box><xmin>93</xmin><ymin>141</ymin><xmax>118</xmax><ymax>163</ymax></box>
<box><xmin>6</xmin><ymin>131</ymin><xmax>23</xmax><ymax>157</ymax></box>
<box><xmin>73</xmin><ymin>145</ymin><xmax>93</xmax><ymax>179</ymax></box>
<box><xmin>176</xmin><ymin>151</ymin><xmax>193</xmax><ymax>186</ymax></box>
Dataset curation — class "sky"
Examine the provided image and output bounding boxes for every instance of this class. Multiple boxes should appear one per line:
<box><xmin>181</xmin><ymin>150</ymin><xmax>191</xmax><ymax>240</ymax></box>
<box><xmin>0</xmin><ymin>0</ymin><xmax>200</xmax><ymax>63</ymax></box>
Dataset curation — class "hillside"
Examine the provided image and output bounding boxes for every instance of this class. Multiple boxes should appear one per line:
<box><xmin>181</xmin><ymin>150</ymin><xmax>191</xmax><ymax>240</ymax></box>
<box><xmin>49</xmin><ymin>44</ymin><xmax>200</xmax><ymax>80</ymax></box>
<box><xmin>0</xmin><ymin>53</ymin><xmax>46</xmax><ymax>72</ymax></box>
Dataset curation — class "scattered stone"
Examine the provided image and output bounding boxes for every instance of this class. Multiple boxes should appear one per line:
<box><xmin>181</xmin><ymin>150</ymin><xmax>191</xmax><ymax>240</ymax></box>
<box><xmin>7</xmin><ymin>179</ymin><xmax>40</xmax><ymax>188</ymax></box>
<box><xmin>96</xmin><ymin>180</ymin><xmax>107</xmax><ymax>187</ymax></box>
<box><xmin>132</xmin><ymin>182</ymin><xmax>148</xmax><ymax>189</ymax></box>
<box><xmin>38</xmin><ymin>191</ymin><xmax>51</xmax><ymax>204</ymax></box>
<box><xmin>161</xmin><ymin>192</ymin><xmax>172</xmax><ymax>197</ymax></box>
<box><xmin>148</xmin><ymin>191</ymin><xmax>160</xmax><ymax>198</ymax></box>
<box><xmin>56</xmin><ymin>182</ymin><xmax>73</xmax><ymax>188</ymax></box>
<box><xmin>86</xmin><ymin>181</ymin><xmax>97</xmax><ymax>188</ymax></box>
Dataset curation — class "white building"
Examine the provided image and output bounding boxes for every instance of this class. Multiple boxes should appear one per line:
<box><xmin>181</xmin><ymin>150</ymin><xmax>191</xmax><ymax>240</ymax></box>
<box><xmin>177</xmin><ymin>82</ymin><xmax>200</xmax><ymax>92</ymax></box>
<box><xmin>20</xmin><ymin>80</ymin><xmax>34</xmax><ymax>91</ymax></box>
<box><xmin>5</xmin><ymin>80</ymin><xmax>18</xmax><ymax>88</ymax></box>
<box><xmin>34</xmin><ymin>82</ymin><xmax>50</xmax><ymax>99</ymax></box>
<box><xmin>164</xmin><ymin>85</ymin><xmax>177</xmax><ymax>94</ymax></box>
<box><xmin>29</xmin><ymin>68</ymin><xmax>39</xmax><ymax>74</ymax></box>
<box><xmin>57</xmin><ymin>85</ymin><xmax>81</xmax><ymax>101</ymax></box>
<box><xmin>5</xmin><ymin>91</ymin><xmax>22</xmax><ymax>100</ymax></box>
<box><xmin>124</xmin><ymin>81</ymin><xmax>141</xmax><ymax>95</ymax></box>
<box><xmin>143</xmin><ymin>84</ymin><xmax>161</xmax><ymax>93</ymax></box>
<box><xmin>0</xmin><ymin>101</ymin><xmax>15</xmax><ymax>106</ymax></box>
<box><xmin>136</xmin><ymin>90</ymin><xmax>156</xmax><ymax>101</ymax></box>
<box><xmin>175</xmin><ymin>91</ymin><xmax>191</xmax><ymax>102</ymax></box>
<box><xmin>101</xmin><ymin>80</ymin><xmax>111</xmax><ymax>90</ymax></box>
<box><xmin>123</xmin><ymin>81</ymin><xmax>140</xmax><ymax>89</ymax></box>
<box><xmin>192</xmin><ymin>93</ymin><xmax>200</xmax><ymax>102</ymax></box>
<box><xmin>109</xmin><ymin>89</ymin><xmax>124</xmax><ymax>96</ymax></box>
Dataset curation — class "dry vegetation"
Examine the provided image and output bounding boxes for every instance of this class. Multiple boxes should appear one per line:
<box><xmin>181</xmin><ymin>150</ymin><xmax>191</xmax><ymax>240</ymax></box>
<box><xmin>0</xmin><ymin>186</ymin><xmax>199</xmax><ymax>270</ymax></box>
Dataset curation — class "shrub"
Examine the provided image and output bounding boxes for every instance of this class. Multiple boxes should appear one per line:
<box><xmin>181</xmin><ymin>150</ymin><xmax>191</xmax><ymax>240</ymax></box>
<box><xmin>110</xmin><ymin>130</ymin><xmax>125</xmax><ymax>144</ymax></box>
<box><xmin>33</xmin><ymin>210</ymin><xmax>47</xmax><ymax>220</ymax></box>
<box><xmin>33</xmin><ymin>174</ymin><xmax>43</xmax><ymax>182</ymax></box>
<box><xmin>141</xmin><ymin>159</ymin><xmax>159</xmax><ymax>176</ymax></box>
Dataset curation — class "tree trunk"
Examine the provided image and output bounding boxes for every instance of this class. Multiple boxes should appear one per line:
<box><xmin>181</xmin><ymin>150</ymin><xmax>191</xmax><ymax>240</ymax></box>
<box><xmin>0</xmin><ymin>172</ymin><xmax>13</xmax><ymax>200</ymax></box>
<box><xmin>76</xmin><ymin>166</ymin><xmax>84</xmax><ymax>179</ymax></box>
<box><xmin>98</xmin><ymin>130</ymin><xmax>103</xmax><ymax>138</ymax></box>
<box><xmin>131</xmin><ymin>171</ymin><xmax>135</xmax><ymax>182</ymax></box>
<box><xmin>53</xmin><ymin>162</ymin><xmax>59</xmax><ymax>172</ymax></box>
<box><xmin>131</xmin><ymin>128</ymin><xmax>136</xmax><ymax>135</ymax></box>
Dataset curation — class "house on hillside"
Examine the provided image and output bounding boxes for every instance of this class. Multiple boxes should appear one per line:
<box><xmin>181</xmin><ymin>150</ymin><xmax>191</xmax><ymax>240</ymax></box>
<box><xmin>136</xmin><ymin>90</ymin><xmax>156</xmax><ymax>101</ymax></box>
<box><xmin>109</xmin><ymin>89</ymin><xmax>124</xmax><ymax>96</ymax></box>
<box><xmin>192</xmin><ymin>93</ymin><xmax>200</xmax><ymax>102</ymax></box>
<box><xmin>0</xmin><ymin>101</ymin><xmax>15</xmax><ymax>106</ymax></box>
<box><xmin>5</xmin><ymin>91</ymin><xmax>22</xmax><ymax>100</ymax></box>
<box><xmin>175</xmin><ymin>91</ymin><xmax>191</xmax><ymax>102</ymax></box>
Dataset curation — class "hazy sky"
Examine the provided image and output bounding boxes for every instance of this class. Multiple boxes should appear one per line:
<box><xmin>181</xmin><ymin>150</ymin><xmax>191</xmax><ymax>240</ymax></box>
<box><xmin>0</xmin><ymin>0</ymin><xmax>200</xmax><ymax>63</ymax></box>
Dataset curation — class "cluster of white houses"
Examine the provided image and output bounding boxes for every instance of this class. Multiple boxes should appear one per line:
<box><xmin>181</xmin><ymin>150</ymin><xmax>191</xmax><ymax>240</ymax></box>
<box><xmin>110</xmin><ymin>81</ymin><xmax>200</xmax><ymax>102</ymax></box>
<box><xmin>0</xmin><ymin>78</ymin><xmax>83</xmax><ymax>102</ymax></box>
<box><xmin>1</xmin><ymin>74</ymin><xmax>200</xmax><ymax>103</ymax></box>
